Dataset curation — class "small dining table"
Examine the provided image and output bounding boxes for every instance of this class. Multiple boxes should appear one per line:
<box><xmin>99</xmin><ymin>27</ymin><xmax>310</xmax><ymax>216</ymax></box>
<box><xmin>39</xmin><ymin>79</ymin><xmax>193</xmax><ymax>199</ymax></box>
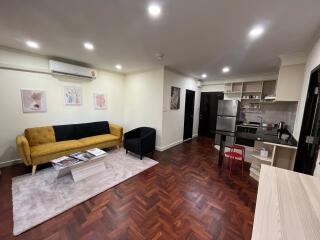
<box><xmin>215</xmin><ymin>131</ymin><xmax>235</xmax><ymax>167</ymax></box>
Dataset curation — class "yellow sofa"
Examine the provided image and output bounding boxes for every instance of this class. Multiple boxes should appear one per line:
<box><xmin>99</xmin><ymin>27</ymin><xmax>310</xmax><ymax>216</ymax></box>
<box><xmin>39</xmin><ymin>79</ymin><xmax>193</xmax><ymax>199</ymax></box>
<box><xmin>16</xmin><ymin>123</ymin><xmax>123</xmax><ymax>174</ymax></box>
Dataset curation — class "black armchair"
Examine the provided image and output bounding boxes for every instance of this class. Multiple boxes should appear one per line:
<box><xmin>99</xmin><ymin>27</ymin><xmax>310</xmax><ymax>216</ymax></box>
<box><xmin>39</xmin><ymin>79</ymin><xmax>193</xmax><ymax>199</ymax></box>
<box><xmin>124</xmin><ymin>127</ymin><xmax>156</xmax><ymax>159</ymax></box>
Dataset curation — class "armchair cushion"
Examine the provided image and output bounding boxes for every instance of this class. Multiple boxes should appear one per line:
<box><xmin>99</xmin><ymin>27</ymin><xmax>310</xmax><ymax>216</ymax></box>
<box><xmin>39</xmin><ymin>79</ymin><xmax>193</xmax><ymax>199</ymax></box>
<box><xmin>124</xmin><ymin>138</ymin><xmax>140</xmax><ymax>151</ymax></box>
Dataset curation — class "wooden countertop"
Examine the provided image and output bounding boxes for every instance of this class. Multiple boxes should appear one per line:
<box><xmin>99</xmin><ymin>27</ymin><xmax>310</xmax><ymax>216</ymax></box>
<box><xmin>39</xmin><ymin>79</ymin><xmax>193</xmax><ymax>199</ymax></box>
<box><xmin>252</xmin><ymin>165</ymin><xmax>320</xmax><ymax>240</ymax></box>
<box><xmin>262</xmin><ymin>141</ymin><xmax>297</xmax><ymax>149</ymax></box>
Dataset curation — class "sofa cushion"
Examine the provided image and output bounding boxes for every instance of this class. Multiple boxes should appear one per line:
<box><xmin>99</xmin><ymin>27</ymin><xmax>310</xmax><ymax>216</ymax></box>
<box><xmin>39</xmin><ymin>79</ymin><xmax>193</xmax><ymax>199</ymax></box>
<box><xmin>53</xmin><ymin>121</ymin><xmax>110</xmax><ymax>141</ymax></box>
<box><xmin>90</xmin><ymin>121</ymin><xmax>110</xmax><ymax>136</ymax></box>
<box><xmin>53</xmin><ymin>124</ymin><xmax>76</xmax><ymax>142</ymax></box>
<box><xmin>31</xmin><ymin>140</ymin><xmax>83</xmax><ymax>158</ymax></box>
<box><xmin>74</xmin><ymin>123</ymin><xmax>92</xmax><ymax>139</ymax></box>
<box><xmin>25</xmin><ymin>126</ymin><xmax>56</xmax><ymax>147</ymax></box>
<box><xmin>79</xmin><ymin>134</ymin><xmax>119</xmax><ymax>147</ymax></box>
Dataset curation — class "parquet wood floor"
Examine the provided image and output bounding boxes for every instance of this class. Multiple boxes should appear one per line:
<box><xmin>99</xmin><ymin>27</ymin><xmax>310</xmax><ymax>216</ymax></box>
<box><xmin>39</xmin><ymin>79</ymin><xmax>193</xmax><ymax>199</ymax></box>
<box><xmin>0</xmin><ymin>137</ymin><xmax>258</xmax><ymax>240</ymax></box>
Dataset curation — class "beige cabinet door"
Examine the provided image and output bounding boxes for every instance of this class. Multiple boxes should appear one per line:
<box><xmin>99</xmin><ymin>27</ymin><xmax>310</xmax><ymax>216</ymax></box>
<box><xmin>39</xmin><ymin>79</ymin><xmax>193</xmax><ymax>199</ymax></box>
<box><xmin>276</xmin><ymin>64</ymin><xmax>305</xmax><ymax>101</ymax></box>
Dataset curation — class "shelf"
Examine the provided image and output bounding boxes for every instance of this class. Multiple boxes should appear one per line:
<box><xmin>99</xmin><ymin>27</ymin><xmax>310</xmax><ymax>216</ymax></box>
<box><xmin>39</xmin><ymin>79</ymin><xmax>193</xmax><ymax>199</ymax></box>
<box><xmin>250</xmin><ymin>167</ymin><xmax>260</xmax><ymax>180</ymax></box>
<box><xmin>241</xmin><ymin>107</ymin><xmax>260</xmax><ymax>110</ymax></box>
<box><xmin>224</xmin><ymin>91</ymin><xmax>242</xmax><ymax>94</ymax></box>
<box><xmin>251</xmin><ymin>154</ymin><xmax>273</xmax><ymax>163</ymax></box>
<box><xmin>264</xmin><ymin>96</ymin><xmax>276</xmax><ymax>100</ymax></box>
<box><xmin>241</xmin><ymin>98</ymin><xmax>261</xmax><ymax>100</ymax></box>
<box><xmin>260</xmin><ymin>101</ymin><xmax>276</xmax><ymax>104</ymax></box>
<box><xmin>242</xmin><ymin>91</ymin><xmax>263</xmax><ymax>94</ymax></box>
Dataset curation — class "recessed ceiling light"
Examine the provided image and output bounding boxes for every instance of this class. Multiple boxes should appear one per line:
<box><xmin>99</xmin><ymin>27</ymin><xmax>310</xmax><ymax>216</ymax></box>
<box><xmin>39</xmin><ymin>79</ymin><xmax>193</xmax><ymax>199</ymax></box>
<box><xmin>222</xmin><ymin>67</ymin><xmax>230</xmax><ymax>73</ymax></box>
<box><xmin>201</xmin><ymin>73</ymin><xmax>207</xmax><ymax>79</ymax></box>
<box><xmin>249</xmin><ymin>26</ymin><xmax>265</xmax><ymax>39</ymax></box>
<box><xmin>115</xmin><ymin>64</ymin><xmax>123</xmax><ymax>70</ymax></box>
<box><xmin>148</xmin><ymin>3</ymin><xmax>162</xmax><ymax>18</ymax></box>
<box><xmin>26</xmin><ymin>40</ymin><xmax>39</xmax><ymax>49</ymax></box>
<box><xmin>83</xmin><ymin>42</ymin><xmax>94</xmax><ymax>50</ymax></box>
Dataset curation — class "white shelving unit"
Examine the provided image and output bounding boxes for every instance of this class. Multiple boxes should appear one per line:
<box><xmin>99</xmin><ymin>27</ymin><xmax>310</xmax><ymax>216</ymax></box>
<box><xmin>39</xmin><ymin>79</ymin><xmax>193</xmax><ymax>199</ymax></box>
<box><xmin>249</xmin><ymin>141</ymin><xmax>297</xmax><ymax>181</ymax></box>
<box><xmin>224</xmin><ymin>80</ymin><xmax>276</xmax><ymax>110</ymax></box>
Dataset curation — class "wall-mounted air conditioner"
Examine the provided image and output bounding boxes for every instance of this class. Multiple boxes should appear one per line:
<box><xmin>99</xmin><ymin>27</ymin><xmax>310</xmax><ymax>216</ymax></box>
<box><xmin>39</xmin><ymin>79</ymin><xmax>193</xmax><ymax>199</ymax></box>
<box><xmin>49</xmin><ymin>60</ymin><xmax>97</xmax><ymax>79</ymax></box>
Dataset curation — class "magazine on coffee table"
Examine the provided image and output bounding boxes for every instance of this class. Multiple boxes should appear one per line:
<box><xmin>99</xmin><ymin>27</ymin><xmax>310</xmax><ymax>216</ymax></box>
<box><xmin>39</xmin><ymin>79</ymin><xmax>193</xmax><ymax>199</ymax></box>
<box><xmin>69</xmin><ymin>152</ymin><xmax>96</xmax><ymax>161</ymax></box>
<box><xmin>86</xmin><ymin>148</ymin><xmax>107</xmax><ymax>157</ymax></box>
<box><xmin>51</xmin><ymin>156</ymin><xmax>80</xmax><ymax>169</ymax></box>
<box><xmin>51</xmin><ymin>148</ymin><xmax>107</xmax><ymax>170</ymax></box>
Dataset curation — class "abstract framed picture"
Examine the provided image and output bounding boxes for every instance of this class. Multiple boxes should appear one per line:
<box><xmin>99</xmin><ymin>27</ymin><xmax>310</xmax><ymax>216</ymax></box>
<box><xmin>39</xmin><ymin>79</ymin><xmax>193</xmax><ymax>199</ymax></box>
<box><xmin>94</xmin><ymin>93</ymin><xmax>107</xmax><ymax>109</ymax></box>
<box><xmin>21</xmin><ymin>89</ymin><xmax>47</xmax><ymax>113</ymax></box>
<box><xmin>64</xmin><ymin>86</ymin><xmax>82</xmax><ymax>105</ymax></box>
<box><xmin>170</xmin><ymin>86</ymin><xmax>180</xmax><ymax>110</ymax></box>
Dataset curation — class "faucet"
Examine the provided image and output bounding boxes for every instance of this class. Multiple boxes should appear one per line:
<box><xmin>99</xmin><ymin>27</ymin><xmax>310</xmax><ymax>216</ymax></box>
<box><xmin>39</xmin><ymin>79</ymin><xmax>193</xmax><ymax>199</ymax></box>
<box><xmin>257</xmin><ymin>116</ymin><xmax>263</xmax><ymax>126</ymax></box>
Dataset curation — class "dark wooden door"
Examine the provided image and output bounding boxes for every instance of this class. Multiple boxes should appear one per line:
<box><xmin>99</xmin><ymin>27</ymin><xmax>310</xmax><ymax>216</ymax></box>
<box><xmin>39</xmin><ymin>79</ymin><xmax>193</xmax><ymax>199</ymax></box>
<box><xmin>295</xmin><ymin>67</ymin><xmax>320</xmax><ymax>174</ymax></box>
<box><xmin>183</xmin><ymin>90</ymin><xmax>195</xmax><ymax>140</ymax></box>
<box><xmin>198</xmin><ymin>92</ymin><xmax>224</xmax><ymax>137</ymax></box>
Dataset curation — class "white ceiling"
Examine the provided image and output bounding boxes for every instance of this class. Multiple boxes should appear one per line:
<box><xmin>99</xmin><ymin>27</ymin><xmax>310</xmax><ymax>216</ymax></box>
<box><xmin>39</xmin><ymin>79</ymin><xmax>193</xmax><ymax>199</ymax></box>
<box><xmin>0</xmin><ymin>0</ymin><xmax>320</xmax><ymax>80</ymax></box>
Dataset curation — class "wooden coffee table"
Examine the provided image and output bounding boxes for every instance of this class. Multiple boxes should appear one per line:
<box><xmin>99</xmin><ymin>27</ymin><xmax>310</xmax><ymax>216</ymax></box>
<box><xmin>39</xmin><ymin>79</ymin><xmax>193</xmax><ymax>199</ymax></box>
<box><xmin>53</xmin><ymin>154</ymin><xmax>108</xmax><ymax>182</ymax></box>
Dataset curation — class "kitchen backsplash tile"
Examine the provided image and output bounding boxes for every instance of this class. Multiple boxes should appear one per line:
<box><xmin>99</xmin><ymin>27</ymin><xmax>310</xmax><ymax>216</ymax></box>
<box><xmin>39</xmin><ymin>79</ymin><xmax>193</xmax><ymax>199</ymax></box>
<box><xmin>241</xmin><ymin>102</ymin><xmax>298</xmax><ymax>132</ymax></box>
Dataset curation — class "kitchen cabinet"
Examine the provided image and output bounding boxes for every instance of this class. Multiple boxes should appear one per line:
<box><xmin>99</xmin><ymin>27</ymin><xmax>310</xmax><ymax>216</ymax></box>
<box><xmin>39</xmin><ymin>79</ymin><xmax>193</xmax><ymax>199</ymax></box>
<box><xmin>250</xmin><ymin>141</ymin><xmax>297</xmax><ymax>181</ymax></box>
<box><xmin>275</xmin><ymin>63</ymin><xmax>305</xmax><ymax>101</ymax></box>
<box><xmin>223</xmin><ymin>63</ymin><xmax>305</xmax><ymax>103</ymax></box>
<box><xmin>224</xmin><ymin>80</ymin><xmax>276</xmax><ymax>110</ymax></box>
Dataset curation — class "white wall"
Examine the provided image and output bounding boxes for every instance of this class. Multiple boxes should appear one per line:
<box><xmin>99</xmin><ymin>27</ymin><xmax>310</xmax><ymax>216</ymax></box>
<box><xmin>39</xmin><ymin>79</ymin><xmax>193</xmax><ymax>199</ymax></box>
<box><xmin>294</xmin><ymin>38</ymin><xmax>320</xmax><ymax>139</ymax></box>
<box><xmin>293</xmin><ymin>37</ymin><xmax>320</xmax><ymax>176</ymax></box>
<box><xmin>0</xmin><ymin>48</ymin><xmax>202</xmax><ymax>165</ymax></box>
<box><xmin>0</xmin><ymin>48</ymin><xmax>125</xmax><ymax>165</ymax></box>
<box><xmin>160</xmin><ymin>69</ymin><xmax>200</xmax><ymax>150</ymax></box>
<box><xmin>123</xmin><ymin>68</ymin><xmax>164</xmax><ymax>147</ymax></box>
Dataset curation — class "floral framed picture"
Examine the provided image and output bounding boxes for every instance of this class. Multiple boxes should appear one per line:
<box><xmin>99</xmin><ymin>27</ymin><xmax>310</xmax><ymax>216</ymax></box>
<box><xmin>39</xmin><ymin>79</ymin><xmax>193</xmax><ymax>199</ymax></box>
<box><xmin>21</xmin><ymin>89</ymin><xmax>47</xmax><ymax>113</ymax></box>
<box><xmin>64</xmin><ymin>86</ymin><xmax>82</xmax><ymax>105</ymax></box>
<box><xmin>94</xmin><ymin>93</ymin><xmax>107</xmax><ymax>109</ymax></box>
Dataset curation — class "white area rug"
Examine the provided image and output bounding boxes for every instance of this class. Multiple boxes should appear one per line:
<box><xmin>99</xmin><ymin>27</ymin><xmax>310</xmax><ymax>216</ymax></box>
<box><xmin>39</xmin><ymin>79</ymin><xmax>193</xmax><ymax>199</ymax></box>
<box><xmin>12</xmin><ymin>149</ymin><xmax>158</xmax><ymax>236</ymax></box>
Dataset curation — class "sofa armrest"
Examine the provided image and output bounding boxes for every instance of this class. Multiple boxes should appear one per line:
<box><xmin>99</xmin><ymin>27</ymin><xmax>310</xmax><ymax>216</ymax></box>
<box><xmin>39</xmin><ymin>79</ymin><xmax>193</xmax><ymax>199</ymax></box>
<box><xmin>16</xmin><ymin>135</ymin><xmax>32</xmax><ymax>166</ymax></box>
<box><xmin>109</xmin><ymin>123</ymin><xmax>123</xmax><ymax>140</ymax></box>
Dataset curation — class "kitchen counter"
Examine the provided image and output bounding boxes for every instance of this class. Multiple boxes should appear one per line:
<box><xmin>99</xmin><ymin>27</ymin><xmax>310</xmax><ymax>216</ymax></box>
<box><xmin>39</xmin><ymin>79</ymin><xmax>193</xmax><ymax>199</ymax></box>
<box><xmin>235</xmin><ymin>126</ymin><xmax>298</xmax><ymax>181</ymax></box>
<box><xmin>252</xmin><ymin>165</ymin><xmax>320</xmax><ymax>240</ymax></box>
<box><xmin>236</xmin><ymin>127</ymin><xmax>297</xmax><ymax>147</ymax></box>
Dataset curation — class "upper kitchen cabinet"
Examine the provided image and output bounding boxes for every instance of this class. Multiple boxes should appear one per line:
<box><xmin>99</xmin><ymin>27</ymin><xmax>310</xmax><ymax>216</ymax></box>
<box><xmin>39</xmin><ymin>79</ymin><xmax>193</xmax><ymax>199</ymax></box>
<box><xmin>275</xmin><ymin>53</ymin><xmax>306</xmax><ymax>101</ymax></box>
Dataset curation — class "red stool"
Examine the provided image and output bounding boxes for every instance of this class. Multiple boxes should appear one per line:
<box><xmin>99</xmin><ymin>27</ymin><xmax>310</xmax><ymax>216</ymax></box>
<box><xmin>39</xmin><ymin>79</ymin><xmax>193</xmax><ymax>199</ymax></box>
<box><xmin>223</xmin><ymin>145</ymin><xmax>245</xmax><ymax>176</ymax></box>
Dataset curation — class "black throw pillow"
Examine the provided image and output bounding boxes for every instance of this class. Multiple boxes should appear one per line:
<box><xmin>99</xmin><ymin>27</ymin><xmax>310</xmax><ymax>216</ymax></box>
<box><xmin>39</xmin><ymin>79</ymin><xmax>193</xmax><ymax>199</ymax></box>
<box><xmin>53</xmin><ymin>124</ymin><xmax>76</xmax><ymax>142</ymax></box>
<box><xmin>90</xmin><ymin>121</ymin><xmax>110</xmax><ymax>136</ymax></box>
<box><xmin>74</xmin><ymin>123</ymin><xmax>93</xmax><ymax>139</ymax></box>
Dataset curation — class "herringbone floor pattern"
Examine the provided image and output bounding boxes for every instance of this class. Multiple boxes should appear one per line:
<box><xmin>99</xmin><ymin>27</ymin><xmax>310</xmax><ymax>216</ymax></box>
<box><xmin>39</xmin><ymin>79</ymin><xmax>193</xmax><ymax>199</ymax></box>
<box><xmin>0</xmin><ymin>137</ymin><xmax>258</xmax><ymax>240</ymax></box>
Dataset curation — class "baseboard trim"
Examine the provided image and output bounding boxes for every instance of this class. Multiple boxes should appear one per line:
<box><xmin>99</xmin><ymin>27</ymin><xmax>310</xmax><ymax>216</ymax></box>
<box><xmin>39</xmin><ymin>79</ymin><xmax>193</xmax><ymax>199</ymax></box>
<box><xmin>0</xmin><ymin>158</ymin><xmax>23</xmax><ymax>168</ymax></box>
<box><xmin>156</xmin><ymin>140</ymin><xmax>183</xmax><ymax>152</ymax></box>
<box><xmin>156</xmin><ymin>135</ymin><xmax>198</xmax><ymax>152</ymax></box>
